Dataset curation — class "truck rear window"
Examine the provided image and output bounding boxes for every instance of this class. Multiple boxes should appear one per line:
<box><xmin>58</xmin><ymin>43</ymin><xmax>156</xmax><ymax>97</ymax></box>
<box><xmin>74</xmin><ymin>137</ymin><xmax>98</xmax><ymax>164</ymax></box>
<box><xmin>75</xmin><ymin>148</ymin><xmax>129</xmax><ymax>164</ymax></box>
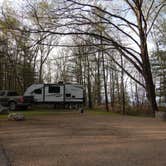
<box><xmin>0</xmin><ymin>91</ymin><xmax>5</xmax><ymax>96</ymax></box>
<box><xmin>7</xmin><ymin>91</ymin><xmax>19</xmax><ymax>96</ymax></box>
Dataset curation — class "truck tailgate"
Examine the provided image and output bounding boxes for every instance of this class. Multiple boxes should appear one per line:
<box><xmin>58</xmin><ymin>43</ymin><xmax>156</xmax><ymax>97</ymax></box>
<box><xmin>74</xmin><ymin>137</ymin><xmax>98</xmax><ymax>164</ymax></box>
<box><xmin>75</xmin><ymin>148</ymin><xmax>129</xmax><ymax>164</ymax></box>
<box><xmin>23</xmin><ymin>96</ymin><xmax>34</xmax><ymax>103</ymax></box>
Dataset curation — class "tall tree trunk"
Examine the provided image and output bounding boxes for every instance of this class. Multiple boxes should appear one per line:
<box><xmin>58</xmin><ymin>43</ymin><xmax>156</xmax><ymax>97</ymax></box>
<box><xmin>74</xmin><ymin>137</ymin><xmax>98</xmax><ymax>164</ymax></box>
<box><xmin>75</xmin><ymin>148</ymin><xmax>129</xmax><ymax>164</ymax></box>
<box><xmin>116</xmin><ymin>72</ymin><xmax>120</xmax><ymax>105</ymax></box>
<box><xmin>87</xmin><ymin>56</ymin><xmax>93</xmax><ymax>109</ymax></box>
<box><xmin>101</xmin><ymin>34</ymin><xmax>109</xmax><ymax>112</ymax></box>
<box><xmin>39</xmin><ymin>62</ymin><xmax>43</xmax><ymax>83</ymax></box>
<box><xmin>120</xmin><ymin>54</ymin><xmax>125</xmax><ymax>115</ymax></box>
<box><xmin>97</xmin><ymin>51</ymin><xmax>101</xmax><ymax>105</ymax></box>
<box><xmin>142</xmin><ymin>52</ymin><xmax>158</xmax><ymax>115</ymax></box>
<box><xmin>0</xmin><ymin>57</ymin><xmax>3</xmax><ymax>89</ymax></box>
<box><xmin>136</xmin><ymin>4</ymin><xmax>158</xmax><ymax>116</ymax></box>
<box><xmin>110</xmin><ymin>70</ymin><xmax>115</xmax><ymax>109</ymax></box>
<box><xmin>135</xmin><ymin>83</ymin><xmax>139</xmax><ymax>107</ymax></box>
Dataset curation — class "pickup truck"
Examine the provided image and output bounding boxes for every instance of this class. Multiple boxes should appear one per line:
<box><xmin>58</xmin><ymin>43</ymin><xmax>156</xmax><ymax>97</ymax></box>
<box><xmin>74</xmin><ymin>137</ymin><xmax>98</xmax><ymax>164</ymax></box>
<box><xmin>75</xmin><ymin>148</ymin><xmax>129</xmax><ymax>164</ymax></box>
<box><xmin>0</xmin><ymin>90</ymin><xmax>33</xmax><ymax>111</ymax></box>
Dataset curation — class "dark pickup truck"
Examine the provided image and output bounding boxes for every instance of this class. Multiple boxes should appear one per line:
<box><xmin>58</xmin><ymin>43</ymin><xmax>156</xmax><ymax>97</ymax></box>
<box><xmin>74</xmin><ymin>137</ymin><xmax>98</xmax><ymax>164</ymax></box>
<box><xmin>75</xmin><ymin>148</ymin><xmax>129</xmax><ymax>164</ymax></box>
<box><xmin>0</xmin><ymin>90</ymin><xmax>33</xmax><ymax>110</ymax></box>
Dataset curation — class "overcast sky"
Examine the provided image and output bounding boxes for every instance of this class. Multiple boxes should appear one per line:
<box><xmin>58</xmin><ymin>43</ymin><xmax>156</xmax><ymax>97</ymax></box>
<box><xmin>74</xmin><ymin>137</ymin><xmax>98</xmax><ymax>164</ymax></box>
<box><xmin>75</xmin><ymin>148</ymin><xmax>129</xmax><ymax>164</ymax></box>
<box><xmin>0</xmin><ymin>0</ymin><xmax>156</xmax><ymax>52</ymax></box>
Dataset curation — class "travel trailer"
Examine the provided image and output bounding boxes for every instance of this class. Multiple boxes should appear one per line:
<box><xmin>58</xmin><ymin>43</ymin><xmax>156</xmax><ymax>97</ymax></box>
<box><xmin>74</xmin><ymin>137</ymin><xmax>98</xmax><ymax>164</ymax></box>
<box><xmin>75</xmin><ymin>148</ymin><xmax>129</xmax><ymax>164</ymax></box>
<box><xmin>24</xmin><ymin>83</ymin><xmax>84</xmax><ymax>108</ymax></box>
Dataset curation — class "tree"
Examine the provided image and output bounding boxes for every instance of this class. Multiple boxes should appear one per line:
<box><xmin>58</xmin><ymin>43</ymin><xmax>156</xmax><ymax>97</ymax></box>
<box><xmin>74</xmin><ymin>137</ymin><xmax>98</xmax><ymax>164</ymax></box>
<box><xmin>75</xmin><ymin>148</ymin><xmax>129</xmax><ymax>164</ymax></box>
<box><xmin>2</xmin><ymin>0</ymin><xmax>165</xmax><ymax>113</ymax></box>
<box><xmin>151</xmin><ymin>8</ymin><xmax>166</xmax><ymax>105</ymax></box>
<box><xmin>0</xmin><ymin>6</ymin><xmax>36</xmax><ymax>92</ymax></box>
<box><xmin>29</xmin><ymin>1</ymin><xmax>57</xmax><ymax>83</ymax></box>
<box><xmin>51</xmin><ymin>0</ymin><xmax>165</xmax><ymax>115</ymax></box>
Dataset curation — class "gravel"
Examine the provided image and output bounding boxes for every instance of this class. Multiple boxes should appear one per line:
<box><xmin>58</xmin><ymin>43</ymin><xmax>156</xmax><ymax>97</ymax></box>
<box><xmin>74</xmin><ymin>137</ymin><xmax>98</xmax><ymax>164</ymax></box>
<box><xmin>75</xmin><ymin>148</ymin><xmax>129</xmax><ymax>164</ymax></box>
<box><xmin>0</xmin><ymin>113</ymin><xmax>166</xmax><ymax>166</ymax></box>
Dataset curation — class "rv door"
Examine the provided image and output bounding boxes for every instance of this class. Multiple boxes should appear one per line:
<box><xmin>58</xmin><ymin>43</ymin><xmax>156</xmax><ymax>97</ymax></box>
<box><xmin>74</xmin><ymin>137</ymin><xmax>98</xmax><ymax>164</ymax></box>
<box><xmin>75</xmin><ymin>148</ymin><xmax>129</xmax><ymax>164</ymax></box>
<box><xmin>33</xmin><ymin>88</ymin><xmax>43</xmax><ymax>102</ymax></box>
<box><xmin>44</xmin><ymin>85</ymin><xmax>64</xmax><ymax>102</ymax></box>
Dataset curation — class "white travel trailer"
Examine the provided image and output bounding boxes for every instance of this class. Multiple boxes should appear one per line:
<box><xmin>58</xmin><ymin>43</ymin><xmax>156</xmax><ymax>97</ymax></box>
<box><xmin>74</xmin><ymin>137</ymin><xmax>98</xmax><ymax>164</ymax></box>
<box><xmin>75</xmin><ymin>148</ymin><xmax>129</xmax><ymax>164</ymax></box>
<box><xmin>24</xmin><ymin>83</ymin><xmax>84</xmax><ymax>107</ymax></box>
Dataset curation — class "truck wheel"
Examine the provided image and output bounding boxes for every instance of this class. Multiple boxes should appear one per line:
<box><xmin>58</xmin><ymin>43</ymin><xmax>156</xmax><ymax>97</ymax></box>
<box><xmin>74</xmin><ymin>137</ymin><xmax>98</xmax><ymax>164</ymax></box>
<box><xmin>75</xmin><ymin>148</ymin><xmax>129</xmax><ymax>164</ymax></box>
<box><xmin>9</xmin><ymin>102</ymin><xmax>16</xmax><ymax>111</ymax></box>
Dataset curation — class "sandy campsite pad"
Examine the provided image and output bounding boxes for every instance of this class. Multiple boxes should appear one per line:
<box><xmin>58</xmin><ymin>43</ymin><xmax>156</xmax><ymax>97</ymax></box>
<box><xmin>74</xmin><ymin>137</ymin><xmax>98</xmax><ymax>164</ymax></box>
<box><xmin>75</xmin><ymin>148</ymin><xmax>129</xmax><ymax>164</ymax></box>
<box><xmin>0</xmin><ymin>112</ymin><xmax>166</xmax><ymax>166</ymax></box>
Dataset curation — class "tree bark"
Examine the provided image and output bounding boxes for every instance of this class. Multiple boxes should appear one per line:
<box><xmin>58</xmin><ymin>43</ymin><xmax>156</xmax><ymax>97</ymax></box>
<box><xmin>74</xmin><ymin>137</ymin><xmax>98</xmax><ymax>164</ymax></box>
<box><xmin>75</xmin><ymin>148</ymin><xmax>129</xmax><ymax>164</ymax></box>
<box><xmin>101</xmin><ymin>34</ymin><xmax>109</xmax><ymax>112</ymax></box>
<box><xmin>135</xmin><ymin>2</ymin><xmax>158</xmax><ymax>116</ymax></box>
<box><xmin>120</xmin><ymin>54</ymin><xmax>125</xmax><ymax>115</ymax></box>
<box><xmin>87</xmin><ymin>55</ymin><xmax>93</xmax><ymax>109</ymax></box>
<box><xmin>97</xmin><ymin>51</ymin><xmax>101</xmax><ymax>105</ymax></box>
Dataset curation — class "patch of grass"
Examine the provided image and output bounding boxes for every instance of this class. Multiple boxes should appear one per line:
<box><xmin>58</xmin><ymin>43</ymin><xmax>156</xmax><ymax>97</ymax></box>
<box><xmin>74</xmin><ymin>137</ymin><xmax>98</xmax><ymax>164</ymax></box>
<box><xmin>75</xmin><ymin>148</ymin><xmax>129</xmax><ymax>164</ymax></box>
<box><xmin>87</xmin><ymin>106</ymin><xmax>155</xmax><ymax>117</ymax></box>
<box><xmin>0</xmin><ymin>113</ymin><xmax>8</xmax><ymax>119</ymax></box>
<box><xmin>1</xmin><ymin>106</ymin><xmax>157</xmax><ymax>119</ymax></box>
<box><xmin>0</xmin><ymin>109</ymin><xmax>77</xmax><ymax>119</ymax></box>
<box><xmin>87</xmin><ymin>108</ymin><xmax>118</xmax><ymax>115</ymax></box>
<box><xmin>158</xmin><ymin>106</ymin><xmax>166</xmax><ymax>112</ymax></box>
<box><xmin>0</xmin><ymin>108</ymin><xmax>118</xmax><ymax>119</ymax></box>
<box><xmin>17</xmin><ymin>110</ymin><xmax>75</xmax><ymax>117</ymax></box>
<box><xmin>125</xmin><ymin>108</ymin><xmax>154</xmax><ymax>117</ymax></box>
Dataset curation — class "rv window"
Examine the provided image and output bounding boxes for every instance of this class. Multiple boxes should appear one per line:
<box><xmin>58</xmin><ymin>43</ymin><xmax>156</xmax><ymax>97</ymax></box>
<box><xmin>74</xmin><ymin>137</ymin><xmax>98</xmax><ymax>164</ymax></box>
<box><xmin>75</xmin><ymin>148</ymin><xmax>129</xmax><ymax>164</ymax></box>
<box><xmin>49</xmin><ymin>86</ymin><xmax>60</xmax><ymax>93</ymax></box>
<box><xmin>66</xmin><ymin>93</ymin><xmax>71</xmax><ymax>97</ymax></box>
<box><xmin>34</xmin><ymin>89</ymin><xmax>42</xmax><ymax>94</ymax></box>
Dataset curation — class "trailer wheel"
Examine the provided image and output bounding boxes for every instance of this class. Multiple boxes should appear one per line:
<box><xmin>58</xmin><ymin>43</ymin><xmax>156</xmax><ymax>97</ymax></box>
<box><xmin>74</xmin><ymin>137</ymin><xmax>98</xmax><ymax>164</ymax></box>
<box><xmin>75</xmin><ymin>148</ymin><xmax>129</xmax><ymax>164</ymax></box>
<box><xmin>9</xmin><ymin>101</ymin><xmax>16</xmax><ymax>111</ymax></box>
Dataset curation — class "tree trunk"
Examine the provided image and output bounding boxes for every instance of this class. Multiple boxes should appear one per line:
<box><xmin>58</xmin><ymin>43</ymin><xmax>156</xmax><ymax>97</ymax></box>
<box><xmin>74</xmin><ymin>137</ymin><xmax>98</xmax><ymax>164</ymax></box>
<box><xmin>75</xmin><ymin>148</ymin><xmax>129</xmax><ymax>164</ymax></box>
<box><xmin>110</xmin><ymin>70</ymin><xmax>115</xmax><ymax>109</ymax></box>
<box><xmin>87</xmin><ymin>56</ymin><xmax>93</xmax><ymax>109</ymax></box>
<box><xmin>97</xmin><ymin>51</ymin><xmax>101</xmax><ymax>105</ymax></box>
<box><xmin>101</xmin><ymin>34</ymin><xmax>109</xmax><ymax>112</ymax></box>
<box><xmin>136</xmin><ymin>5</ymin><xmax>158</xmax><ymax>116</ymax></box>
<box><xmin>39</xmin><ymin>62</ymin><xmax>43</xmax><ymax>83</ymax></box>
<box><xmin>140</xmin><ymin>37</ymin><xmax>158</xmax><ymax>115</ymax></box>
<box><xmin>120</xmin><ymin>54</ymin><xmax>125</xmax><ymax>115</ymax></box>
<box><xmin>142</xmin><ymin>57</ymin><xmax>158</xmax><ymax>116</ymax></box>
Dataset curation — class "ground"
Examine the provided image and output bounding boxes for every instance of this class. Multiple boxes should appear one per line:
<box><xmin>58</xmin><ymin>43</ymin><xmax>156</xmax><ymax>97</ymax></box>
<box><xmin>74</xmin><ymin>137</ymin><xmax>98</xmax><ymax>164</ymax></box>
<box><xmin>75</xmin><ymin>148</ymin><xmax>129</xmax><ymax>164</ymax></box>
<box><xmin>0</xmin><ymin>110</ymin><xmax>166</xmax><ymax>166</ymax></box>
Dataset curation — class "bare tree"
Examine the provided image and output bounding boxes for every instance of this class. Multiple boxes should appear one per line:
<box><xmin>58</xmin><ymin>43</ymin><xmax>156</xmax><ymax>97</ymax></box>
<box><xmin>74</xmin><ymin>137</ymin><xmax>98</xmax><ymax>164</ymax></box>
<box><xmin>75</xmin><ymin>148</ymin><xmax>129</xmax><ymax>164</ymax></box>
<box><xmin>46</xmin><ymin>0</ymin><xmax>164</xmax><ymax>115</ymax></box>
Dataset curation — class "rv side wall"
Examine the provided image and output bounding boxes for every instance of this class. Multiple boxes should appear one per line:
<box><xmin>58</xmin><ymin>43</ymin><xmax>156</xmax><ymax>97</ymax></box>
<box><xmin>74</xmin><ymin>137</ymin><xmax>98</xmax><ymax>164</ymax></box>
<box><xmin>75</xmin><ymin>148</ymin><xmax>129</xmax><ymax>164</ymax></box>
<box><xmin>24</xmin><ymin>83</ymin><xmax>84</xmax><ymax>104</ymax></box>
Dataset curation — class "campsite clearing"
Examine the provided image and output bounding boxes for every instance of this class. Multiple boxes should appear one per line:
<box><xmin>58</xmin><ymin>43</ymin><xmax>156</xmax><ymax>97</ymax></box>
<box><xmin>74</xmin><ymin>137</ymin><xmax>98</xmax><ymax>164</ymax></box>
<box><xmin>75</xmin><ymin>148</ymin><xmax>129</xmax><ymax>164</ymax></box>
<box><xmin>0</xmin><ymin>111</ymin><xmax>166</xmax><ymax>166</ymax></box>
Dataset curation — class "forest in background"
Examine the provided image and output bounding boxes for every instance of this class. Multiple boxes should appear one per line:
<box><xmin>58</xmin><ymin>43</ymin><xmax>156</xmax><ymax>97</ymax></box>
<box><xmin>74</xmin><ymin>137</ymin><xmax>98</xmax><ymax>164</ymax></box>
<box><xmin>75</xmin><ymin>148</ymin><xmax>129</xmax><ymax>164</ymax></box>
<box><xmin>0</xmin><ymin>0</ymin><xmax>165</xmax><ymax>115</ymax></box>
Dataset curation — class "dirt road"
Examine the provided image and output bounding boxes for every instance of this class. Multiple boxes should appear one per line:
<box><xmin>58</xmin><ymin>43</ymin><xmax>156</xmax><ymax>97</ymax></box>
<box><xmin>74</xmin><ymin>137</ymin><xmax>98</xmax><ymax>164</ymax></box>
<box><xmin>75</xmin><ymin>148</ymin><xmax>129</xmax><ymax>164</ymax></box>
<box><xmin>0</xmin><ymin>112</ymin><xmax>166</xmax><ymax>166</ymax></box>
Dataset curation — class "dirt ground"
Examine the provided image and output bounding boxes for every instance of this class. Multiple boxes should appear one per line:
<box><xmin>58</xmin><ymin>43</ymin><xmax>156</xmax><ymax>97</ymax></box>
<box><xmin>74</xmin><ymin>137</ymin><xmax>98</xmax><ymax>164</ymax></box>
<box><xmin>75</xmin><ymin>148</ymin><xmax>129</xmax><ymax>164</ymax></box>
<box><xmin>0</xmin><ymin>112</ymin><xmax>166</xmax><ymax>166</ymax></box>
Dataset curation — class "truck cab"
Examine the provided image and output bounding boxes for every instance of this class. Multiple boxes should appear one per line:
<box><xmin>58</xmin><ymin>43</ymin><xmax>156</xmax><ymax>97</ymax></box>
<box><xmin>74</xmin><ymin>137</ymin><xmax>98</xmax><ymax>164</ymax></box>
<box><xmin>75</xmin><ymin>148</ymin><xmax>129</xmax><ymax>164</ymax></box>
<box><xmin>0</xmin><ymin>90</ymin><xmax>33</xmax><ymax>110</ymax></box>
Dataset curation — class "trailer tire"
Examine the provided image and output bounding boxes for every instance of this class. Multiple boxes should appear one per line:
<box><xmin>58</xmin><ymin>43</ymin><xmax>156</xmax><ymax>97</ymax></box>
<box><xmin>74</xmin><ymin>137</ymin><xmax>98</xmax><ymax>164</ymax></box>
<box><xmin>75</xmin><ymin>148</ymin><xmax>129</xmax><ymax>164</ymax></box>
<box><xmin>9</xmin><ymin>101</ymin><xmax>16</xmax><ymax>111</ymax></box>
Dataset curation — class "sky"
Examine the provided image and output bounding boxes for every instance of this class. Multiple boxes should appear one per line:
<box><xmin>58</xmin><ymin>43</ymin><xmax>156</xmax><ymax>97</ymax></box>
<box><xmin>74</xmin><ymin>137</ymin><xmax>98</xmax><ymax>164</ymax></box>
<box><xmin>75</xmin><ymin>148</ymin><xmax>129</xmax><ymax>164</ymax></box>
<box><xmin>0</xmin><ymin>0</ymin><xmax>158</xmax><ymax>48</ymax></box>
<box><xmin>0</xmin><ymin>0</ymin><xmax>157</xmax><ymax>63</ymax></box>
<box><xmin>0</xmin><ymin>0</ymin><xmax>161</xmax><ymax>58</ymax></box>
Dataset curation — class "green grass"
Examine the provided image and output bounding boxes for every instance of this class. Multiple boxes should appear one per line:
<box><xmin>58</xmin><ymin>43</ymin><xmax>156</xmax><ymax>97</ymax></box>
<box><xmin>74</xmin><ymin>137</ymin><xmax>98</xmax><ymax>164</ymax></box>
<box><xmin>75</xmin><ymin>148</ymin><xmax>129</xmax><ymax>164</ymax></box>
<box><xmin>87</xmin><ymin>108</ymin><xmax>118</xmax><ymax>115</ymax></box>
<box><xmin>0</xmin><ymin>109</ymin><xmax>73</xmax><ymax>119</ymax></box>
<box><xmin>0</xmin><ymin>108</ymin><xmax>118</xmax><ymax>119</ymax></box>
<box><xmin>158</xmin><ymin>106</ymin><xmax>166</xmax><ymax>112</ymax></box>
<box><xmin>0</xmin><ymin>113</ymin><xmax>8</xmax><ymax>119</ymax></box>
<box><xmin>19</xmin><ymin>110</ymin><xmax>69</xmax><ymax>117</ymax></box>
<box><xmin>1</xmin><ymin>106</ymin><xmax>160</xmax><ymax>119</ymax></box>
